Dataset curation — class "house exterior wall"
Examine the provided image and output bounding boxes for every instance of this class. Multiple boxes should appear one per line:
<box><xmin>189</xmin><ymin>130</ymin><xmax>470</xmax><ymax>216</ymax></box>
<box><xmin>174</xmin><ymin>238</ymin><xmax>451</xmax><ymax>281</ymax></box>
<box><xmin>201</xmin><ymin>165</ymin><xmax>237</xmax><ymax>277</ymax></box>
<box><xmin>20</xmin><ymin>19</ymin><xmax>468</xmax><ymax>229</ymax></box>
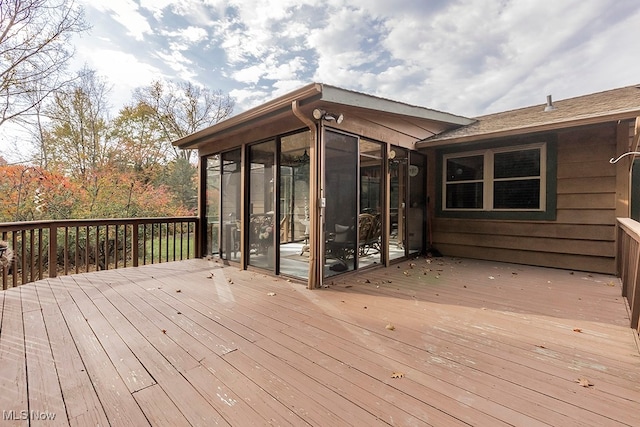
<box><xmin>423</xmin><ymin>121</ymin><xmax>627</xmax><ymax>274</ymax></box>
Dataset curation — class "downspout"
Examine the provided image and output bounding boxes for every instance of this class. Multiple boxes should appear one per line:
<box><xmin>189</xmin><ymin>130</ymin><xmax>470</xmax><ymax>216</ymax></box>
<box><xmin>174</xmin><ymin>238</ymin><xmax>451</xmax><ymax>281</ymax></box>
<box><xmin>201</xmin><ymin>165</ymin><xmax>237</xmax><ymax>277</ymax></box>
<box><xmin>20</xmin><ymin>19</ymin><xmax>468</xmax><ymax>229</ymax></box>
<box><xmin>292</xmin><ymin>100</ymin><xmax>321</xmax><ymax>289</ymax></box>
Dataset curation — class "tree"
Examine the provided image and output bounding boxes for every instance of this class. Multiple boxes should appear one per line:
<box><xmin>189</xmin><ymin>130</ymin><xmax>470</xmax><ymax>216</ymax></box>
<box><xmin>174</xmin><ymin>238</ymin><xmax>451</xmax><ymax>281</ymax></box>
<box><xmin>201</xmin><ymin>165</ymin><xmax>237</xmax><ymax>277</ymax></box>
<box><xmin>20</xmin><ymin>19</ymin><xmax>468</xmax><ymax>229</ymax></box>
<box><xmin>132</xmin><ymin>80</ymin><xmax>234</xmax><ymax>212</ymax></box>
<box><xmin>0</xmin><ymin>164</ymin><xmax>80</xmax><ymax>221</ymax></box>
<box><xmin>0</xmin><ymin>0</ymin><xmax>88</xmax><ymax>127</ymax></box>
<box><xmin>133</xmin><ymin>80</ymin><xmax>235</xmax><ymax>162</ymax></box>
<box><xmin>109</xmin><ymin>102</ymin><xmax>169</xmax><ymax>184</ymax></box>
<box><xmin>41</xmin><ymin>67</ymin><xmax>111</xmax><ymax>181</ymax></box>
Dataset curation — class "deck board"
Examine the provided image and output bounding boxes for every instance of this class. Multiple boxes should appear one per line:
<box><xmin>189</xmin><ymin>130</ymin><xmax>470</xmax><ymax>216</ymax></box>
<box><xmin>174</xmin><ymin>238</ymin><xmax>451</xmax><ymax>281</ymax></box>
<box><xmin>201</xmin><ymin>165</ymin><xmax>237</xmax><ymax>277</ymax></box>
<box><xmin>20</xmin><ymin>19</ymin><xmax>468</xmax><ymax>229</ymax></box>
<box><xmin>0</xmin><ymin>289</ymin><xmax>28</xmax><ymax>426</ymax></box>
<box><xmin>1</xmin><ymin>256</ymin><xmax>639</xmax><ymax>426</ymax></box>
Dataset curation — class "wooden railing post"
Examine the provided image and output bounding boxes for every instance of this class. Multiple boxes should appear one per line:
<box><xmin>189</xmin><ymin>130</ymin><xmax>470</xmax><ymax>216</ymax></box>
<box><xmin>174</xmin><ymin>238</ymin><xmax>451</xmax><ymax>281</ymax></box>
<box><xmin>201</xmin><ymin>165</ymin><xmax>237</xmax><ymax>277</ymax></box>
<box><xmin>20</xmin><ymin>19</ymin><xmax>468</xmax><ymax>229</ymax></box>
<box><xmin>132</xmin><ymin>223</ymin><xmax>139</xmax><ymax>267</ymax></box>
<box><xmin>49</xmin><ymin>223</ymin><xmax>57</xmax><ymax>278</ymax></box>
<box><xmin>616</xmin><ymin>218</ymin><xmax>640</xmax><ymax>333</ymax></box>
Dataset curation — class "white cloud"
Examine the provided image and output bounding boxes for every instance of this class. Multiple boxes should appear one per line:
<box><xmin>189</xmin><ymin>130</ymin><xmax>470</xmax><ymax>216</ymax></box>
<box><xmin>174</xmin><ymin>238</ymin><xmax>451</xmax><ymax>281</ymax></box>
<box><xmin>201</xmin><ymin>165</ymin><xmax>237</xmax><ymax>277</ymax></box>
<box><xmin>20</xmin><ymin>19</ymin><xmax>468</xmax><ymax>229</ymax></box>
<box><xmin>52</xmin><ymin>0</ymin><xmax>640</xmax><ymax>118</ymax></box>
<box><xmin>85</xmin><ymin>0</ymin><xmax>153</xmax><ymax>41</ymax></box>
<box><xmin>77</xmin><ymin>49</ymin><xmax>168</xmax><ymax>111</ymax></box>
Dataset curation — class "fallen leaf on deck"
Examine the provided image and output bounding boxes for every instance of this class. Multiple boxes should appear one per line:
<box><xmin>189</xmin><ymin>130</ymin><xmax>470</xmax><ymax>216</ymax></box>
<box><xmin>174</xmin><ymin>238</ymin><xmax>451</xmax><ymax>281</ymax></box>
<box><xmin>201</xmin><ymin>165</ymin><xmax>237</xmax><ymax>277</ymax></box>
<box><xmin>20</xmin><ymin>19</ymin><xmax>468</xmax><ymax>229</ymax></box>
<box><xmin>267</xmin><ymin>292</ymin><xmax>276</xmax><ymax>296</ymax></box>
<box><xmin>575</xmin><ymin>378</ymin><xmax>593</xmax><ymax>387</ymax></box>
<box><xmin>403</xmin><ymin>271</ymin><xmax>410</xmax><ymax>276</ymax></box>
<box><xmin>386</xmin><ymin>323</ymin><xmax>395</xmax><ymax>331</ymax></box>
<box><xmin>573</xmin><ymin>328</ymin><xmax>582</xmax><ymax>333</ymax></box>
<box><xmin>409</xmin><ymin>263</ymin><xmax>416</xmax><ymax>269</ymax></box>
<box><xmin>365</xmin><ymin>279</ymin><xmax>371</xmax><ymax>283</ymax></box>
<box><xmin>536</xmin><ymin>344</ymin><xmax>546</xmax><ymax>349</ymax></box>
<box><xmin>488</xmin><ymin>276</ymin><xmax>495</xmax><ymax>280</ymax></box>
<box><xmin>391</xmin><ymin>372</ymin><xmax>404</xmax><ymax>378</ymax></box>
<box><xmin>161</xmin><ymin>329</ymin><xmax>167</xmax><ymax>334</ymax></box>
<box><xmin>176</xmin><ymin>289</ymin><xmax>182</xmax><ymax>293</ymax></box>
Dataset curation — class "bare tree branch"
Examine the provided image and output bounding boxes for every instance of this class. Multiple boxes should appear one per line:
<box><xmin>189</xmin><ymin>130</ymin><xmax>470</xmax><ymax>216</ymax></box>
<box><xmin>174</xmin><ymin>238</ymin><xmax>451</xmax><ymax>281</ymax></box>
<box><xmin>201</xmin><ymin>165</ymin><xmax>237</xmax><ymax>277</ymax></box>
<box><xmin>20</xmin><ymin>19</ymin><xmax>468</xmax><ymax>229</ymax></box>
<box><xmin>0</xmin><ymin>0</ymin><xmax>88</xmax><ymax>127</ymax></box>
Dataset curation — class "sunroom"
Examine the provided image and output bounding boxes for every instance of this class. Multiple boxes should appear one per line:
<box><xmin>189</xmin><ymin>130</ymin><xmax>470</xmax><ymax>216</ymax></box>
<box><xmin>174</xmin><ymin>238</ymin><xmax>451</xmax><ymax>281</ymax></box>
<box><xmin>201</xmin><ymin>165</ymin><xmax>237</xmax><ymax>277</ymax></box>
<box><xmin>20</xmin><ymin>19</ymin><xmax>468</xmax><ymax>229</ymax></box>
<box><xmin>174</xmin><ymin>83</ymin><xmax>473</xmax><ymax>288</ymax></box>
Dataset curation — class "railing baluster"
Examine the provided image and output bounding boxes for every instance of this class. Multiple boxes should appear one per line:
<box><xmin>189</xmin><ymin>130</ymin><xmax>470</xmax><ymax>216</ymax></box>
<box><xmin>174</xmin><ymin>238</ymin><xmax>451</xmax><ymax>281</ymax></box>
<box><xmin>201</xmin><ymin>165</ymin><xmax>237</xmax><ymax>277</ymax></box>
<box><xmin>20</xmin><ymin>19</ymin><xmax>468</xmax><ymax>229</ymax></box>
<box><xmin>115</xmin><ymin>224</ymin><xmax>119</xmax><ymax>269</ymax></box>
<box><xmin>1</xmin><ymin>231</ymin><xmax>8</xmax><ymax>289</ymax></box>
<box><xmin>63</xmin><ymin>226</ymin><xmax>69</xmax><ymax>276</ymax></box>
<box><xmin>133</xmin><ymin>223</ymin><xmax>139</xmax><ymax>267</ymax></box>
<box><xmin>37</xmin><ymin>228</ymin><xmax>42</xmax><ymax>280</ymax></box>
<box><xmin>29</xmin><ymin>229</ymin><xmax>35</xmax><ymax>283</ymax></box>
<box><xmin>75</xmin><ymin>226</ymin><xmax>80</xmax><ymax>274</ymax></box>
<box><xmin>11</xmin><ymin>232</ymin><xmax>18</xmax><ymax>288</ymax></box>
<box><xmin>104</xmin><ymin>225</ymin><xmax>109</xmax><ymax>270</ymax></box>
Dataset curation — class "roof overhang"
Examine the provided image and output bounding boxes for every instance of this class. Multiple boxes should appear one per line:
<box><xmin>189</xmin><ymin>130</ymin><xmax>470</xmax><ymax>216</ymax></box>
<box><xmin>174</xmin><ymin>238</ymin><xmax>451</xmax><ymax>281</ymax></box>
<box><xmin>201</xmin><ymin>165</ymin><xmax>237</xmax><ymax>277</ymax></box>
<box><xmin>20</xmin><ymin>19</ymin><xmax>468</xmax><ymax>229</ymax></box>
<box><xmin>173</xmin><ymin>83</ymin><xmax>474</xmax><ymax>150</ymax></box>
<box><xmin>417</xmin><ymin>109</ymin><xmax>640</xmax><ymax>148</ymax></box>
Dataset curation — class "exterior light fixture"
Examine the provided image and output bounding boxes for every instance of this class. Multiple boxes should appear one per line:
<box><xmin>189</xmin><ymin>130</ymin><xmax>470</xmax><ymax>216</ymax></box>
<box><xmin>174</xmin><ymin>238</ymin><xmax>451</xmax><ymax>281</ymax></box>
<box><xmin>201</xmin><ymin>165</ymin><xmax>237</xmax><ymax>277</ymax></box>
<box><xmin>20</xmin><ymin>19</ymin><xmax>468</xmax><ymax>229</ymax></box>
<box><xmin>323</xmin><ymin>113</ymin><xmax>343</xmax><ymax>124</ymax></box>
<box><xmin>312</xmin><ymin>108</ymin><xmax>344</xmax><ymax>124</ymax></box>
<box><xmin>312</xmin><ymin>108</ymin><xmax>324</xmax><ymax>120</ymax></box>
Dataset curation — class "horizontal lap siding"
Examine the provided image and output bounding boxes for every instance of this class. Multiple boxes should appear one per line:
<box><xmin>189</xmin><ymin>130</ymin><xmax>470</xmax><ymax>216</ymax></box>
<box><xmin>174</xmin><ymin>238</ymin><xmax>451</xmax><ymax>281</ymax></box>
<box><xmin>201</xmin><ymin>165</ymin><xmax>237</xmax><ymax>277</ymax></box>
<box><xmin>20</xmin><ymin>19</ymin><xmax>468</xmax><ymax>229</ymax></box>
<box><xmin>432</xmin><ymin>124</ymin><xmax>619</xmax><ymax>274</ymax></box>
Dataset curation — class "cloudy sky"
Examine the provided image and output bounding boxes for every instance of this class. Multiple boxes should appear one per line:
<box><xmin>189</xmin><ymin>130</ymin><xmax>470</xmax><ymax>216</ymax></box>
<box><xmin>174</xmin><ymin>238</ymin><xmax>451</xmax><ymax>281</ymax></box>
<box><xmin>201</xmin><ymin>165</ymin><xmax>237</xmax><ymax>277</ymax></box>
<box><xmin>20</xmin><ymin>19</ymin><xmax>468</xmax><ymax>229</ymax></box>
<box><xmin>74</xmin><ymin>0</ymin><xmax>640</xmax><ymax>118</ymax></box>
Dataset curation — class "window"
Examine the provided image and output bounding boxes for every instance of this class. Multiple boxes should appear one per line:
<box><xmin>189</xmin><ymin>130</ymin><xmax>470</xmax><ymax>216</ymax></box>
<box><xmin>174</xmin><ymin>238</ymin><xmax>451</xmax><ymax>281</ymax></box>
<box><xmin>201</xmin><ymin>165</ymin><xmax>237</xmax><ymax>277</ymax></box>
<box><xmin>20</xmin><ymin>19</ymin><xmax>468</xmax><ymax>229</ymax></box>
<box><xmin>443</xmin><ymin>143</ymin><xmax>546</xmax><ymax>212</ymax></box>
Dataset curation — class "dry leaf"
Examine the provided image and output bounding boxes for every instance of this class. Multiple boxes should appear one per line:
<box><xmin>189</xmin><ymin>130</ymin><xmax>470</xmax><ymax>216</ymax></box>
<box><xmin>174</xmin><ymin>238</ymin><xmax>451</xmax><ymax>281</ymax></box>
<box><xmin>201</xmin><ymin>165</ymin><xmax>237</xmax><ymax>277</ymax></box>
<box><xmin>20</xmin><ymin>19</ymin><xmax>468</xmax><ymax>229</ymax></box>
<box><xmin>386</xmin><ymin>323</ymin><xmax>395</xmax><ymax>331</ymax></box>
<box><xmin>575</xmin><ymin>378</ymin><xmax>593</xmax><ymax>387</ymax></box>
<box><xmin>391</xmin><ymin>372</ymin><xmax>404</xmax><ymax>378</ymax></box>
<box><xmin>573</xmin><ymin>328</ymin><xmax>582</xmax><ymax>333</ymax></box>
<box><xmin>536</xmin><ymin>344</ymin><xmax>546</xmax><ymax>349</ymax></box>
<box><xmin>176</xmin><ymin>289</ymin><xmax>182</xmax><ymax>293</ymax></box>
<box><xmin>267</xmin><ymin>292</ymin><xmax>276</xmax><ymax>296</ymax></box>
<box><xmin>161</xmin><ymin>329</ymin><xmax>167</xmax><ymax>334</ymax></box>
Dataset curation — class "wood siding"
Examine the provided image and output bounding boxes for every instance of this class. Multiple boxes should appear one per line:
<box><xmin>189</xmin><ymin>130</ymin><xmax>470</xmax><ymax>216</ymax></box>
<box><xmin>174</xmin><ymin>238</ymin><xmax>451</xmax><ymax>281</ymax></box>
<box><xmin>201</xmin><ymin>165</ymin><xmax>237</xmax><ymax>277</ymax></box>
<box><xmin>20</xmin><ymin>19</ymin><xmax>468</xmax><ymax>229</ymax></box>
<box><xmin>426</xmin><ymin>122</ymin><xmax>625</xmax><ymax>274</ymax></box>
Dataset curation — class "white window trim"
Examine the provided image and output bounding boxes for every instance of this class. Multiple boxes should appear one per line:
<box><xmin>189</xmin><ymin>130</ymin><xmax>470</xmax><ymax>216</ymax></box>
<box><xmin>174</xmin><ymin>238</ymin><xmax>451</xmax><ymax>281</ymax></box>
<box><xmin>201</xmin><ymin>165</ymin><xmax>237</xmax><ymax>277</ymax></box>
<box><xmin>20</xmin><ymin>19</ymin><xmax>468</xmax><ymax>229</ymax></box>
<box><xmin>443</xmin><ymin>142</ymin><xmax>546</xmax><ymax>212</ymax></box>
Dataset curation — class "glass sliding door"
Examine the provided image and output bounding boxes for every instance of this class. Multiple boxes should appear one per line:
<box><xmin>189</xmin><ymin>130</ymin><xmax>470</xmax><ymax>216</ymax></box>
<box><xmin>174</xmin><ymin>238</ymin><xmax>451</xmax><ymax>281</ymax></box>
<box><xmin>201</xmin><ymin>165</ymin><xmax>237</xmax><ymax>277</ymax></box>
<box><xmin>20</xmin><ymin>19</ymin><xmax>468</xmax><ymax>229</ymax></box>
<box><xmin>359</xmin><ymin>140</ymin><xmax>383</xmax><ymax>268</ymax></box>
<box><xmin>389</xmin><ymin>147</ymin><xmax>408</xmax><ymax>260</ymax></box>
<box><xmin>220</xmin><ymin>149</ymin><xmax>241</xmax><ymax>261</ymax></box>
<box><xmin>248</xmin><ymin>140</ymin><xmax>276</xmax><ymax>269</ymax></box>
<box><xmin>324</xmin><ymin>130</ymin><xmax>358</xmax><ymax>276</ymax></box>
<box><xmin>407</xmin><ymin>152</ymin><xmax>426</xmax><ymax>254</ymax></box>
<box><xmin>279</xmin><ymin>131</ymin><xmax>311</xmax><ymax>279</ymax></box>
<box><xmin>205</xmin><ymin>155</ymin><xmax>221</xmax><ymax>256</ymax></box>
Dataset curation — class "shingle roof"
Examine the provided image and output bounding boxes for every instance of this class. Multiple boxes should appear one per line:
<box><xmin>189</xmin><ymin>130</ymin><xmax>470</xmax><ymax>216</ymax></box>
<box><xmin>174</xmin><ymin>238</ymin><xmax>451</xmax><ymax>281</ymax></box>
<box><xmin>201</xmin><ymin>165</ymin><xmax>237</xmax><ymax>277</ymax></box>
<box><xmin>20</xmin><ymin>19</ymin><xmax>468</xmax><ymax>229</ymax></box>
<box><xmin>418</xmin><ymin>84</ymin><xmax>640</xmax><ymax>146</ymax></box>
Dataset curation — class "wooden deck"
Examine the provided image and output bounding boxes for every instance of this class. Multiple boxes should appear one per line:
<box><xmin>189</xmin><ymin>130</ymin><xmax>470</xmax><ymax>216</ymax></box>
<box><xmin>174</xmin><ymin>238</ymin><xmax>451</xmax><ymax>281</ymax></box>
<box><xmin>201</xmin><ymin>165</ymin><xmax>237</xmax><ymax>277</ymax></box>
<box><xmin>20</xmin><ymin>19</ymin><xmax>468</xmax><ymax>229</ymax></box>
<box><xmin>1</xmin><ymin>256</ymin><xmax>639</xmax><ymax>426</ymax></box>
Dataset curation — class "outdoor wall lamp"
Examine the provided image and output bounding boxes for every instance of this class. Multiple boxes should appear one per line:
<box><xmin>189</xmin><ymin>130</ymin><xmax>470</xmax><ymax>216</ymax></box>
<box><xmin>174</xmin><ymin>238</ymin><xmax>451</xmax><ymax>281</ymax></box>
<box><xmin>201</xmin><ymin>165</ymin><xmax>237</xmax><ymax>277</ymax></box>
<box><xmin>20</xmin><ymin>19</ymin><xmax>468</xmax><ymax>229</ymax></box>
<box><xmin>312</xmin><ymin>108</ymin><xmax>344</xmax><ymax>124</ymax></box>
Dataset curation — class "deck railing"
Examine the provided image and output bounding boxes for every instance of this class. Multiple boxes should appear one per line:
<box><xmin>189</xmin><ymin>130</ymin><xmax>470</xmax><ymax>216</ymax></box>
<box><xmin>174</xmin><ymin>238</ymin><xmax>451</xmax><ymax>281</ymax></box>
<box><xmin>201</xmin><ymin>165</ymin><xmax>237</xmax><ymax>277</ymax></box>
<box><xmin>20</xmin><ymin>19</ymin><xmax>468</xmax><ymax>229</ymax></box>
<box><xmin>0</xmin><ymin>217</ymin><xmax>199</xmax><ymax>289</ymax></box>
<box><xmin>616</xmin><ymin>217</ymin><xmax>640</xmax><ymax>333</ymax></box>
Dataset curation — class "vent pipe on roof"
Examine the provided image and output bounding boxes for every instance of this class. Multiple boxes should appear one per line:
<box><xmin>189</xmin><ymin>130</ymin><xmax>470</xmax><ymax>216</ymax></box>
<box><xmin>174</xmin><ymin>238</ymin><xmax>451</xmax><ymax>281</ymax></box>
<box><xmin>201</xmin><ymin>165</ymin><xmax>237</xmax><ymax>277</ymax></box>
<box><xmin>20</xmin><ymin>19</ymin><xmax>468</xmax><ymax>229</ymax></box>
<box><xmin>544</xmin><ymin>94</ymin><xmax>556</xmax><ymax>112</ymax></box>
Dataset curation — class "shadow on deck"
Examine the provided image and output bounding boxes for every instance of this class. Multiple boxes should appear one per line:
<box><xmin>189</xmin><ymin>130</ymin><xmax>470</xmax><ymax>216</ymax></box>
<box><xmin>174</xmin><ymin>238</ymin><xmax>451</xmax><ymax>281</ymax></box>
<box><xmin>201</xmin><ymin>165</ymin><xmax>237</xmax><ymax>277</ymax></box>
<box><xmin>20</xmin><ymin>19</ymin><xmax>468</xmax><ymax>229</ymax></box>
<box><xmin>1</xmin><ymin>256</ymin><xmax>639</xmax><ymax>426</ymax></box>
